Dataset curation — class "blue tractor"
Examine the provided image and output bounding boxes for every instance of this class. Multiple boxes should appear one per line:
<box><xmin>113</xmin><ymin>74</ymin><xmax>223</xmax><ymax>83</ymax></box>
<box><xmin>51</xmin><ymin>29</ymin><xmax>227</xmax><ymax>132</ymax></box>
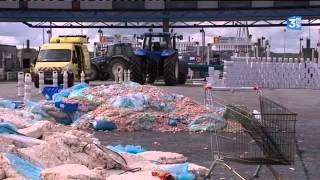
<box><xmin>132</xmin><ymin>32</ymin><xmax>188</xmax><ymax>85</ymax></box>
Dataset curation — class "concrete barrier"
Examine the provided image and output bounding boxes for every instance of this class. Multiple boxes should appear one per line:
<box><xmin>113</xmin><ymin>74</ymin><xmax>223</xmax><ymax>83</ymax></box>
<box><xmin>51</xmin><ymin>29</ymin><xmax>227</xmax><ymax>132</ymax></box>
<box><xmin>80</xmin><ymin>71</ymin><xmax>85</xmax><ymax>83</ymax></box>
<box><xmin>39</xmin><ymin>71</ymin><xmax>44</xmax><ymax>94</ymax></box>
<box><xmin>128</xmin><ymin>69</ymin><xmax>131</xmax><ymax>81</ymax></box>
<box><xmin>17</xmin><ymin>72</ymin><xmax>24</xmax><ymax>97</ymax></box>
<box><xmin>63</xmin><ymin>71</ymin><xmax>68</xmax><ymax>89</ymax></box>
<box><xmin>53</xmin><ymin>71</ymin><xmax>58</xmax><ymax>86</ymax></box>
<box><xmin>24</xmin><ymin>73</ymin><xmax>32</xmax><ymax>101</ymax></box>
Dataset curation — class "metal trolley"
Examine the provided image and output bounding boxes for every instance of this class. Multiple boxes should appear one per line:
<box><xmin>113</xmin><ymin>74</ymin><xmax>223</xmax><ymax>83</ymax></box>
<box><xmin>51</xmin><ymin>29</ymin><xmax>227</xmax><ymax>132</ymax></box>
<box><xmin>204</xmin><ymin>86</ymin><xmax>297</xmax><ymax>180</ymax></box>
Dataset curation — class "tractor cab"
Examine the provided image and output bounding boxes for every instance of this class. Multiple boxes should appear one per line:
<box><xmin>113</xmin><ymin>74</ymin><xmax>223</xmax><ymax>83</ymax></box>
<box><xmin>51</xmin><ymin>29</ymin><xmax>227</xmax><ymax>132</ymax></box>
<box><xmin>141</xmin><ymin>32</ymin><xmax>182</xmax><ymax>51</ymax></box>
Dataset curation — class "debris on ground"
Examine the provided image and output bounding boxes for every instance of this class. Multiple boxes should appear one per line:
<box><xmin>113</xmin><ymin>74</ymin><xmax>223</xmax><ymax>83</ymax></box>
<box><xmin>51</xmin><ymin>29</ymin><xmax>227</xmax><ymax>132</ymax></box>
<box><xmin>106</xmin><ymin>145</ymin><xmax>145</xmax><ymax>154</ymax></box>
<box><xmin>138</xmin><ymin>151</ymin><xmax>188</xmax><ymax>164</ymax></box>
<box><xmin>0</xmin><ymin>82</ymin><xmax>217</xmax><ymax>179</ymax></box>
<box><xmin>60</xmin><ymin>82</ymin><xmax>223</xmax><ymax>132</ymax></box>
<box><xmin>0</xmin><ymin>123</ymin><xmax>208</xmax><ymax>179</ymax></box>
<box><xmin>41</xmin><ymin>164</ymin><xmax>104</xmax><ymax>180</ymax></box>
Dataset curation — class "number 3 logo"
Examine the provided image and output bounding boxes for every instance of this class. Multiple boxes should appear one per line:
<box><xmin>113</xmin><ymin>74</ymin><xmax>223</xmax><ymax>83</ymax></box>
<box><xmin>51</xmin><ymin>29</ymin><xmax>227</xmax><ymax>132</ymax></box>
<box><xmin>287</xmin><ymin>16</ymin><xmax>302</xmax><ymax>30</ymax></box>
<box><xmin>288</xmin><ymin>18</ymin><xmax>296</xmax><ymax>28</ymax></box>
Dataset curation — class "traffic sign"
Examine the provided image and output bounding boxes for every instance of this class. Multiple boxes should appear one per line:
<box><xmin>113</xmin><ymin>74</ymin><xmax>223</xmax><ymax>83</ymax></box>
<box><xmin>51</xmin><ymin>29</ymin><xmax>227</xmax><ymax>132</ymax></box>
<box><xmin>286</xmin><ymin>16</ymin><xmax>302</xmax><ymax>30</ymax></box>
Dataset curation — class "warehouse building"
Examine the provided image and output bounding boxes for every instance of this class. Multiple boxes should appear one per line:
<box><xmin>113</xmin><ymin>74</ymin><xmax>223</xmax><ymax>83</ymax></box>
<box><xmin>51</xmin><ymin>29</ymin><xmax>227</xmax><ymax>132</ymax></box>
<box><xmin>0</xmin><ymin>44</ymin><xmax>18</xmax><ymax>80</ymax></box>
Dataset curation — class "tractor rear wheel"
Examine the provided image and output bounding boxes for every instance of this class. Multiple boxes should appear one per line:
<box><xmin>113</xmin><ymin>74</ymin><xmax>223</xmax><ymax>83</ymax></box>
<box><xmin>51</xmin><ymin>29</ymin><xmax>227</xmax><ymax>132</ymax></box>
<box><xmin>131</xmin><ymin>57</ymin><xmax>145</xmax><ymax>84</ymax></box>
<box><xmin>163</xmin><ymin>55</ymin><xmax>178</xmax><ymax>86</ymax></box>
<box><xmin>108</xmin><ymin>58</ymin><xmax>129</xmax><ymax>81</ymax></box>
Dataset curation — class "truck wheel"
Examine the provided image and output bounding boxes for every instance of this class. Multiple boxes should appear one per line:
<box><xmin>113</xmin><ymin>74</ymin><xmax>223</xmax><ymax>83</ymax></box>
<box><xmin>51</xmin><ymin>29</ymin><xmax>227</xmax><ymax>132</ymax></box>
<box><xmin>68</xmin><ymin>73</ymin><xmax>74</xmax><ymax>88</ymax></box>
<box><xmin>90</xmin><ymin>65</ymin><xmax>98</xmax><ymax>81</ymax></box>
<box><xmin>108</xmin><ymin>59</ymin><xmax>129</xmax><ymax>81</ymax></box>
<box><xmin>131</xmin><ymin>57</ymin><xmax>145</xmax><ymax>84</ymax></box>
<box><xmin>163</xmin><ymin>55</ymin><xmax>178</xmax><ymax>86</ymax></box>
<box><xmin>34</xmin><ymin>74</ymin><xmax>39</xmax><ymax>88</ymax></box>
<box><xmin>178</xmin><ymin>60</ymin><xmax>188</xmax><ymax>84</ymax></box>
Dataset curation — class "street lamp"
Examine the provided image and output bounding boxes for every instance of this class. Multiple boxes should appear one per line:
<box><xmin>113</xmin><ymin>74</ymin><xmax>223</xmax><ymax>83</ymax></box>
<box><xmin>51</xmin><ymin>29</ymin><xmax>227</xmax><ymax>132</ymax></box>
<box><xmin>98</xmin><ymin>29</ymin><xmax>103</xmax><ymax>42</ymax></box>
<box><xmin>283</xmin><ymin>29</ymin><xmax>287</xmax><ymax>58</ymax></box>
<box><xmin>299</xmin><ymin>38</ymin><xmax>303</xmax><ymax>57</ymax></box>
<box><xmin>200</xmin><ymin>28</ymin><xmax>205</xmax><ymax>64</ymax></box>
<box><xmin>46</xmin><ymin>29</ymin><xmax>52</xmax><ymax>43</ymax></box>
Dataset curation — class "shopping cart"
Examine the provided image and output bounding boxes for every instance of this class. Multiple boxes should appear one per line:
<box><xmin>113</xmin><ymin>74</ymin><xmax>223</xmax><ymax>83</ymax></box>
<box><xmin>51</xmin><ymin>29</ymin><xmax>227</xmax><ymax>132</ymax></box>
<box><xmin>204</xmin><ymin>86</ymin><xmax>297</xmax><ymax>180</ymax></box>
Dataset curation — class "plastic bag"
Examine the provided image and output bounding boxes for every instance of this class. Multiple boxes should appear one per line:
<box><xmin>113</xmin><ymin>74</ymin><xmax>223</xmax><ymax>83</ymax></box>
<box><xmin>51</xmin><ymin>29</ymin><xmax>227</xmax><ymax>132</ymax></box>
<box><xmin>110</xmin><ymin>93</ymin><xmax>150</xmax><ymax>108</ymax></box>
<box><xmin>92</xmin><ymin>119</ymin><xmax>117</xmax><ymax>131</ymax></box>
<box><xmin>123</xmin><ymin>81</ymin><xmax>141</xmax><ymax>88</ymax></box>
<box><xmin>68</xmin><ymin>83</ymin><xmax>89</xmax><ymax>98</ymax></box>
<box><xmin>0</xmin><ymin>122</ymin><xmax>18</xmax><ymax>134</ymax></box>
<box><xmin>161</xmin><ymin>163</ymin><xmax>195</xmax><ymax>180</ymax></box>
<box><xmin>25</xmin><ymin>100</ymin><xmax>49</xmax><ymax>118</ymax></box>
<box><xmin>168</xmin><ymin>118</ymin><xmax>177</xmax><ymax>127</ymax></box>
<box><xmin>71</xmin><ymin>82</ymin><xmax>89</xmax><ymax>91</ymax></box>
<box><xmin>106</xmin><ymin>145</ymin><xmax>145</xmax><ymax>154</ymax></box>
<box><xmin>52</xmin><ymin>89</ymin><xmax>71</xmax><ymax>102</ymax></box>
<box><xmin>0</xmin><ymin>99</ymin><xmax>17</xmax><ymax>109</ymax></box>
<box><xmin>151</xmin><ymin>102</ymin><xmax>169</xmax><ymax>111</ymax></box>
<box><xmin>188</xmin><ymin>113</ymin><xmax>225</xmax><ymax>132</ymax></box>
<box><xmin>4</xmin><ymin>153</ymin><xmax>42</xmax><ymax>180</ymax></box>
<box><xmin>135</xmin><ymin>113</ymin><xmax>155</xmax><ymax>130</ymax></box>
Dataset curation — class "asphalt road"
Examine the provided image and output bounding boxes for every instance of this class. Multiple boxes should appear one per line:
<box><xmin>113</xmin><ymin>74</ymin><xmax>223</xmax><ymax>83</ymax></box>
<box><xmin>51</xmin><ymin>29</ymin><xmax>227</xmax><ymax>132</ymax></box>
<box><xmin>1</xmin><ymin>80</ymin><xmax>319</xmax><ymax>179</ymax></box>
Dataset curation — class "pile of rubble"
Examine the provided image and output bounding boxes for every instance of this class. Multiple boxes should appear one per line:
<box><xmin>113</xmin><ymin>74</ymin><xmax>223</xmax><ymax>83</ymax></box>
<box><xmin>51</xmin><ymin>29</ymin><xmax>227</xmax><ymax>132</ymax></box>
<box><xmin>0</xmin><ymin>119</ymin><xmax>208</xmax><ymax>179</ymax></box>
<box><xmin>59</xmin><ymin>82</ymin><xmax>223</xmax><ymax>132</ymax></box>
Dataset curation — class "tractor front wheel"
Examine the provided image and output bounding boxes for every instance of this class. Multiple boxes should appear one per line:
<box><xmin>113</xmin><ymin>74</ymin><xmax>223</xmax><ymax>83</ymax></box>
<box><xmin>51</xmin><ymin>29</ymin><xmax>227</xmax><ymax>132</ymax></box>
<box><xmin>178</xmin><ymin>60</ymin><xmax>188</xmax><ymax>84</ymax></box>
<box><xmin>90</xmin><ymin>65</ymin><xmax>98</xmax><ymax>81</ymax></box>
<box><xmin>147</xmin><ymin>60</ymin><xmax>157</xmax><ymax>84</ymax></box>
<box><xmin>163</xmin><ymin>55</ymin><xmax>178</xmax><ymax>86</ymax></box>
<box><xmin>131</xmin><ymin>57</ymin><xmax>145</xmax><ymax>84</ymax></box>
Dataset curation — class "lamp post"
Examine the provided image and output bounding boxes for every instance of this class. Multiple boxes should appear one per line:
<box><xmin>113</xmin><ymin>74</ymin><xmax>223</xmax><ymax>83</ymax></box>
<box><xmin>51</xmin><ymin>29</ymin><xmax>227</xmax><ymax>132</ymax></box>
<box><xmin>98</xmin><ymin>29</ymin><xmax>103</xmax><ymax>42</ymax></box>
<box><xmin>200</xmin><ymin>28</ymin><xmax>205</xmax><ymax>64</ymax></box>
<box><xmin>283</xmin><ymin>29</ymin><xmax>287</xmax><ymax>58</ymax></box>
<box><xmin>299</xmin><ymin>37</ymin><xmax>303</xmax><ymax>58</ymax></box>
<box><xmin>46</xmin><ymin>29</ymin><xmax>52</xmax><ymax>43</ymax></box>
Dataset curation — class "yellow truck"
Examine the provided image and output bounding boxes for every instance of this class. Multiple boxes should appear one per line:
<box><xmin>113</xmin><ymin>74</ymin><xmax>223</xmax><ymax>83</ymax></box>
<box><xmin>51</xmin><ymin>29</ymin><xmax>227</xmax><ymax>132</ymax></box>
<box><xmin>32</xmin><ymin>35</ymin><xmax>91</xmax><ymax>88</ymax></box>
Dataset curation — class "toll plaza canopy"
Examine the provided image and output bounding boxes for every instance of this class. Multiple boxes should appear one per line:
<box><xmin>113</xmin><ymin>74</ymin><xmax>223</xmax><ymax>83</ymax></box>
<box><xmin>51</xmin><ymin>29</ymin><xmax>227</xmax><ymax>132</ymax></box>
<box><xmin>1</xmin><ymin>0</ymin><xmax>320</xmax><ymax>28</ymax></box>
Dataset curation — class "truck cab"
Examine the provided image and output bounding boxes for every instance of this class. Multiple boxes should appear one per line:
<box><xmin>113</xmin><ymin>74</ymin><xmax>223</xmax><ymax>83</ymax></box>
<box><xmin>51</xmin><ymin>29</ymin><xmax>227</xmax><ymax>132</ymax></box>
<box><xmin>32</xmin><ymin>35</ymin><xmax>91</xmax><ymax>88</ymax></box>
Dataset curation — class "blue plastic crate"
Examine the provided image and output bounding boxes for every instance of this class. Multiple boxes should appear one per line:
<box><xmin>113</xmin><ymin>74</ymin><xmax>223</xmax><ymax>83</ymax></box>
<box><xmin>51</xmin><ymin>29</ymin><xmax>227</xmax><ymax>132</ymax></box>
<box><xmin>42</xmin><ymin>86</ymin><xmax>63</xmax><ymax>100</ymax></box>
<box><xmin>54</xmin><ymin>101</ymin><xmax>78</xmax><ymax>113</ymax></box>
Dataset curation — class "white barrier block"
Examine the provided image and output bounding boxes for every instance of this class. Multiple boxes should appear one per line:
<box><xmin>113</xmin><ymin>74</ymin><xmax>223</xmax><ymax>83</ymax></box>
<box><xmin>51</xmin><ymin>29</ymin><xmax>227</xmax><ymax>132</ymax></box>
<box><xmin>24</xmin><ymin>73</ymin><xmax>32</xmax><ymax>101</ymax></box>
<box><xmin>18</xmin><ymin>72</ymin><xmax>24</xmax><ymax>96</ymax></box>
<box><xmin>80</xmin><ymin>71</ymin><xmax>85</xmax><ymax>83</ymax></box>
<box><xmin>52</xmin><ymin>71</ymin><xmax>58</xmax><ymax>86</ymax></box>
<box><xmin>39</xmin><ymin>71</ymin><xmax>44</xmax><ymax>94</ymax></box>
<box><xmin>63</xmin><ymin>71</ymin><xmax>68</xmax><ymax>89</ymax></box>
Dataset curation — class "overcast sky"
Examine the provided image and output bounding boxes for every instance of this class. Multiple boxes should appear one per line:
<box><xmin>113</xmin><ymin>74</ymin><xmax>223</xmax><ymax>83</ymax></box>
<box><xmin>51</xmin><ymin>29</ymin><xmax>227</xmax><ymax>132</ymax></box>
<box><xmin>0</xmin><ymin>22</ymin><xmax>319</xmax><ymax>53</ymax></box>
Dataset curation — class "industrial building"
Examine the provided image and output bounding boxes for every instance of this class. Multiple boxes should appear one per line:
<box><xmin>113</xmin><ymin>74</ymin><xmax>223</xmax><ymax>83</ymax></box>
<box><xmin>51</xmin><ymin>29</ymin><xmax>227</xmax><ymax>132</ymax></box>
<box><xmin>17</xmin><ymin>40</ymin><xmax>38</xmax><ymax>73</ymax></box>
<box><xmin>0</xmin><ymin>44</ymin><xmax>18</xmax><ymax>80</ymax></box>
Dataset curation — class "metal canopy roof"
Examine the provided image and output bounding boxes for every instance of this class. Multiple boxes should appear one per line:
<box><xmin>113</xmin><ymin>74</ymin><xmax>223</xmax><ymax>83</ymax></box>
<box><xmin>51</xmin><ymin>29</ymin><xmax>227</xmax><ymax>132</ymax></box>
<box><xmin>0</xmin><ymin>7</ymin><xmax>320</xmax><ymax>22</ymax></box>
<box><xmin>1</xmin><ymin>6</ymin><xmax>320</xmax><ymax>28</ymax></box>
